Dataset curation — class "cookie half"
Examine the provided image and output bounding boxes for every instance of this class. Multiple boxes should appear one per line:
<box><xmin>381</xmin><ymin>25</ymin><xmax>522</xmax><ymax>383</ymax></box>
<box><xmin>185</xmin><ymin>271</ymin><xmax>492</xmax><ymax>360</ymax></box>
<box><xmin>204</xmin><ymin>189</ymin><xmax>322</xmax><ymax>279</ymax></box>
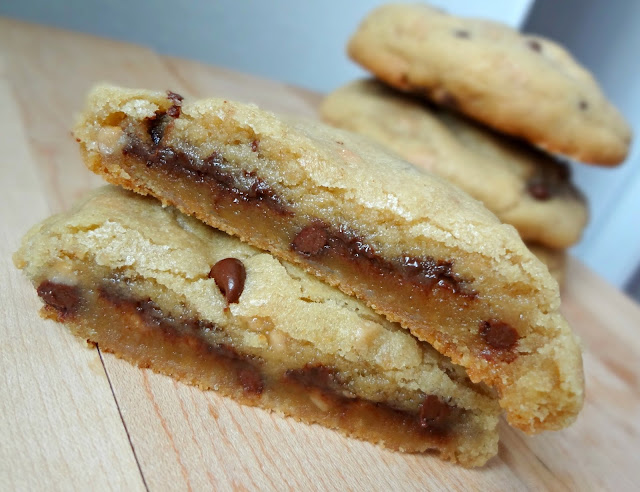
<box><xmin>347</xmin><ymin>4</ymin><xmax>631</xmax><ymax>165</ymax></box>
<box><xmin>527</xmin><ymin>243</ymin><xmax>567</xmax><ymax>288</ymax></box>
<box><xmin>321</xmin><ymin>79</ymin><xmax>589</xmax><ymax>248</ymax></box>
<box><xmin>74</xmin><ymin>85</ymin><xmax>584</xmax><ymax>434</ymax></box>
<box><xmin>14</xmin><ymin>186</ymin><xmax>501</xmax><ymax>467</ymax></box>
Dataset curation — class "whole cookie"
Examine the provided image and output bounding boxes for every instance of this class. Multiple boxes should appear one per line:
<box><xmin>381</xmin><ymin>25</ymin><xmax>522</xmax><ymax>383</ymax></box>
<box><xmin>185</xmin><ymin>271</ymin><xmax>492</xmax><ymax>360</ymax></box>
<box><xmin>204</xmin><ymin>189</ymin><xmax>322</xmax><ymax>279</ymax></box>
<box><xmin>348</xmin><ymin>4</ymin><xmax>631</xmax><ymax>165</ymax></box>
<box><xmin>321</xmin><ymin>79</ymin><xmax>589</xmax><ymax>248</ymax></box>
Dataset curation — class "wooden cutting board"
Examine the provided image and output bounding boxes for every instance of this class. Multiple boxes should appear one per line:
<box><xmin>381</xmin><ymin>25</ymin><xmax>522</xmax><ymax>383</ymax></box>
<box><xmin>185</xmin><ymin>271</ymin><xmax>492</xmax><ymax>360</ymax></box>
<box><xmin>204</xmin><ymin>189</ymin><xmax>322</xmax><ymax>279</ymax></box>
<box><xmin>1</xmin><ymin>18</ymin><xmax>638</xmax><ymax>491</ymax></box>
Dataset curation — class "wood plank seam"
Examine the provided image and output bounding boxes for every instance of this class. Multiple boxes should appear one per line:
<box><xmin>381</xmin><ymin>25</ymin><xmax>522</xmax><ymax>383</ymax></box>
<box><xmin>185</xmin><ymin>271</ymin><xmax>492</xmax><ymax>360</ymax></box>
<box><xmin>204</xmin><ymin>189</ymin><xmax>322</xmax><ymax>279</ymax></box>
<box><xmin>98</xmin><ymin>346</ymin><xmax>151</xmax><ymax>492</ymax></box>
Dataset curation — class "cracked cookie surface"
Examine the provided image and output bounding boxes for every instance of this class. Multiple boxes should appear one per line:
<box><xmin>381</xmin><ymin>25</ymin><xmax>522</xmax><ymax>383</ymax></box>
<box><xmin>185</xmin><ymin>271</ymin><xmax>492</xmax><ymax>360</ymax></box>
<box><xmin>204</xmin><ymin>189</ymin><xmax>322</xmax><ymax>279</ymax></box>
<box><xmin>14</xmin><ymin>186</ymin><xmax>501</xmax><ymax>467</ymax></box>
<box><xmin>73</xmin><ymin>85</ymin><xmax>584</xmax><ymax>434</ymax></box>
<box><xmin>347</xmin><ymin>4</ymin><xmax>631</xmax><ymax>165</ymax></box>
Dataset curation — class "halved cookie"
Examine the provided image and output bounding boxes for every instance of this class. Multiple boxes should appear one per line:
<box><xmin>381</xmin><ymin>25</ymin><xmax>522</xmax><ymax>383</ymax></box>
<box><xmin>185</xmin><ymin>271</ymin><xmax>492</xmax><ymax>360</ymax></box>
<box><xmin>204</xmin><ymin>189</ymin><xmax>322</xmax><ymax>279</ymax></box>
<box><xmin>73</xmin><ymin>85</ymin><xmax>584</xmax><ymax>434</ymax></box>
<box><xmin>14</xmin><ymin>186</ymin><xmax>501</xmax><ymax>467</ymax></box>
<box><xmin>347</xmin><ymin>4</ymin><xmax>631</xmax><ymax>165</ymax></box>
<box><xmin>320</xmin><ymin>79</ymin><xmax>588</xmax><ymax>249</ymax></box>
<box><xmin>527</xmin><ymin>242</ymin><xmax>567</xmax><ymax>288</ymax></box>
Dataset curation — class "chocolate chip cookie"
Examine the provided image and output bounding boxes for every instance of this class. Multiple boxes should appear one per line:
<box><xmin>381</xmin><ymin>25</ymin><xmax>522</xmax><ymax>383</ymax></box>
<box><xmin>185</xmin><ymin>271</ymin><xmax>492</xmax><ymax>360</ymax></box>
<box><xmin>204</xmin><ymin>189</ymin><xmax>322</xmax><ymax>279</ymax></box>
<box><xmin>14</xmin><ymin>186</ymin><xmax>501</xmax><ymax>467</ymax></box>
<box><xmin>347</xmin><ymin>4</ymin><xmax>631</xmax><ymax>165</ymax></box>
<box><xmin>527</xmin><ymin>242</ymin><xmax>567</xmax><ymax>288</ymax></box>
<box><xmin>320</xmin><ymin>79</ymin><xmax>588</xmax><ymax>248</ymax></box>
<box><xmin>73</xmin><ymin>85</ymin><xmax>584</xmax><ymax>434</ymax></box>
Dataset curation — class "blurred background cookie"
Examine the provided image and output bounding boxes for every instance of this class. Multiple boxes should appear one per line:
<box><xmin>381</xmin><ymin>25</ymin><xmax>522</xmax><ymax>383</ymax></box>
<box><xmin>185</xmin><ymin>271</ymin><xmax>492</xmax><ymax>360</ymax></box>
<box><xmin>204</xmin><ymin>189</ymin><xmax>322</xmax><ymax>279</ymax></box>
<box><xmin>347</xmin><ymin>3</ymin><xmax>631</xmax><ymax>165</ymax></box>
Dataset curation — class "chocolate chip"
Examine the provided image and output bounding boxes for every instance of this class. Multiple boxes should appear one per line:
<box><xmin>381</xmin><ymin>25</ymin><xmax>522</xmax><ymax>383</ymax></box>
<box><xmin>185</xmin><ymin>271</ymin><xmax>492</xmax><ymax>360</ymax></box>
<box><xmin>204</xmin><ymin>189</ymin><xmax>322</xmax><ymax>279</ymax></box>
<box><xmin>167</xmin><ymin>91</ymin><xmax>184</xmax><ymax>104</ymax></box>
<box><xmin>479</xmin><ymin>319</ymin><xmax>519</xmax><ymax>350</ymax></box>
<box><xmin>579</xmin><ymin>100</ymin><xmax>589</xmax><ymax>110</ymax></box>
<box><xmin>527</xmin><ymin>180</ymin><xmax>551</xmax><ymax>200</ymax></box>
<box><xmin>36</xmin><ymin>281</ymin><xmax>80</xmax><ymax>316</ymax></box>
<box><xmin>237</xmin><ymin>366</ymin><xmax>264</xmax><ymax>394</ymax></box>
<box><xmin>147</xmin><ymin>111</ymin><xmax>168</xmax><ymax>146</ymax></box>
<box><xmin>209</xmin><ymin>258</ymin><xmax>246</xmax><ymax>304</ymax></box>
<box><xmin>251</xmin><ymin>139</ymin><xmax>259</xmax><ymax>152</ymax></box>
<box><xmin>527</xmin><ymin>39</ymin><xmax>542</xmax><ymax>52</ymax></box>
<box><xmin>167</xmin><ymin>105</ymin><xmax>181</xmax><ymax>118</ymax></box>
<box><xmin>166</xmin><ymin>91</ymin><xmax>183</xmax><ymax>119</ymax></box>
<box><xmin>430</xmin><ymin>88</ymin><xmax>458</xmax><ymax>109</ymax></box>
<box><xmin>419</xmin><ymin>395</ymin><xmax>452</xmax><ymax>430</ymax></box>
<box><xmin>454</xmin><ymin>29</ymin><xmax>470</xmax><ymax>39</ymax></box>
<box><xmin>292</xmin><ymin>224</ymin><xmax>328</xmax><ymax>256</ymax></box>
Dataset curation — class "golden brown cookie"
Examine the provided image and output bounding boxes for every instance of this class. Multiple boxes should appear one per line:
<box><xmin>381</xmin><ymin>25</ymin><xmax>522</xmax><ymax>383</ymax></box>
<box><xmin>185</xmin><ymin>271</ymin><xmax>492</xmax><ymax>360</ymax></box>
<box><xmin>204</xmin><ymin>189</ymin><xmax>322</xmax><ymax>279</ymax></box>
<box><xmin>347</xmin><ymin>4</ymin><xmax>631</xmax><ymax>165</ymax></box>
<box><xmin>527</xmin><ymin>242</ymin><xmax>567</xmax><ymax>288</ymax></box>
<box><xmin>14</xmin><ymin>186</ymin><xmax>501</xmax><ymax>467</ymax></box>
<box><xmin>73</xmin><ymin>85</ymin><xmax>584</xmax><ymax>434</ymax></box>
<box><xmin>320</xmin><ymin>79</ymin><xmax>588</xmax><ymax>248</ymax></box>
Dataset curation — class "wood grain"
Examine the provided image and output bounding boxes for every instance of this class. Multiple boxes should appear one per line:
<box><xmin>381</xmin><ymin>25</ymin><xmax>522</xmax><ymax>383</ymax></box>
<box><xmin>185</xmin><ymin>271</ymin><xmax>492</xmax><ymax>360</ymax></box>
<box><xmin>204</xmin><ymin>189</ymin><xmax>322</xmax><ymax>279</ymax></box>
<box><xmin>0</xmin><ymin>53</ymin><xmax>145</xmax><ymax>492</ymax></box>
<box><xmin>1</xmin><ymin>17</ymin><xmax>639</xmax><ymax>491</ymax></box>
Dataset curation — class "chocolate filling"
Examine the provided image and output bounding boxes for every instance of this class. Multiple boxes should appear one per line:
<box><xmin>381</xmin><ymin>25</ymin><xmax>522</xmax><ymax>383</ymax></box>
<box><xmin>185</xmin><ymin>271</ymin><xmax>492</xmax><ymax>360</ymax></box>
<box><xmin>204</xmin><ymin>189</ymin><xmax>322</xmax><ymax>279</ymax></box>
<box><xmin>38</xmin><ymin>276</ymin><xmax>460</xmax><ymax>438</ymax></box>
<box><xmin>419</xmin><ymin>395</ymin><xmax>453</xmax><ymax>431</ymax></box>
<box><xmin>292</xmin><ymin>223</ymin><xmax>474</xmax><ymax>296</ymax></box>
<box><xmin>285</xmin><ymin>364</ymin><xmax>456</xmax><ymax>434</ymax></box>
<box><xmin>284</xmin><ymin>364</ymin><xmax>342</xmax><ymax>392</ymax></box>
<box><xmin>103</xmin><ymin>287</ymin><xmax>458</xmax><ymax>434</ymax></box>
<box><xmin>209</xmin><ymin>258</ymin><xmax>246</xmax><ymax>304</ymax></box>
<box><xmin>37</xmin><ymin>281</ymin><xmax>81</xmax><ymax>318</ymax></box>
<box><xmin>98</xmin><ymin>286</ymin><xmax>265</xmax><ymax>395</ymax></box>
<box><xmin>122</xmin><ymin>113</ymin><xmax>291</xmax><ymax>216</ymax></box>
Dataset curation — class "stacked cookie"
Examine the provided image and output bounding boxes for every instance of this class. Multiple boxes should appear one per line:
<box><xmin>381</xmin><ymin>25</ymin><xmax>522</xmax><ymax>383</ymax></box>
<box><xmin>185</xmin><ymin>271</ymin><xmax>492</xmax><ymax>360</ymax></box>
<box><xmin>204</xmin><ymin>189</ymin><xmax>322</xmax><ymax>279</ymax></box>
<box><xmin>15</xmin><ymin>84</ymin><xmax>585</xmax><ymax>467</ymax></box>
<box><xmin>321</xmin><ymin>3</ymin><xmax>631</xmax><ymax>285</ymax></box>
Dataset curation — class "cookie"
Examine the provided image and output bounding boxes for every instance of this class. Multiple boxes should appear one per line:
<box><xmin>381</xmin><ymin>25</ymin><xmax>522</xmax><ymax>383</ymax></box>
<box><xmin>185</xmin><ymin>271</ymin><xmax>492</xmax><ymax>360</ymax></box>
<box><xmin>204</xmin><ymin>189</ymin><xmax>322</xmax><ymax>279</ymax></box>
<box><xmin>527</xmin><ymin>242</ymin><xmax>567</xmax><ymax>288</ymax></box>
<box><xmin>320</xmin><ymin>79</ymin><xmax>588</xmax><ymax>248</ymax></box>
<box><xmin>347</xmin><ymin>4</ymin><xmax>631</xmax><ymax>165</ymax></box>
<box><xmin>14</xmin><ymin>185</ymin><xmax>501</xmax><ymax>467</ymax></box>
<box><xmin>73</xmin><ymin>85</ymin><xmax>584</xmax><ymax>434</ymax></box>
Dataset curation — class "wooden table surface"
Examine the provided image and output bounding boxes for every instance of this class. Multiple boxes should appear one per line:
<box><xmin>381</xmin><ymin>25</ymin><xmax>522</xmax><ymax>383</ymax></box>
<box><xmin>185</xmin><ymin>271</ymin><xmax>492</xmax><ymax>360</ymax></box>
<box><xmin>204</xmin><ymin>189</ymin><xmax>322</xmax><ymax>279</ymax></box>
<box><xmin>1</xmin><ymin>18</ymin><xmax>639</xmax><ymax>492</ymax></box>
